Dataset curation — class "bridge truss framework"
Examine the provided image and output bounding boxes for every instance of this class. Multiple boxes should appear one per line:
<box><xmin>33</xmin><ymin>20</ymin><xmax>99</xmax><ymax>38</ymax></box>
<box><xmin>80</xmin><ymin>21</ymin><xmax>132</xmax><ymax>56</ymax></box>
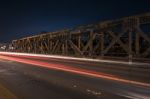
<box><xmin>12</xmin><ymin>13</ymin><xmax>150</xmax><ymax>60</ymax></box>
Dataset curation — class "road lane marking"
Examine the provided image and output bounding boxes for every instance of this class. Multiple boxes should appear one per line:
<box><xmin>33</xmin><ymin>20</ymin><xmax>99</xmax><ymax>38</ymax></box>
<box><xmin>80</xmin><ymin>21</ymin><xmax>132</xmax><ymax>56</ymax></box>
<box><xmin>0</xmin><ymin>83</ymin><xmax>18</xmax><ymax>99</ymax></box>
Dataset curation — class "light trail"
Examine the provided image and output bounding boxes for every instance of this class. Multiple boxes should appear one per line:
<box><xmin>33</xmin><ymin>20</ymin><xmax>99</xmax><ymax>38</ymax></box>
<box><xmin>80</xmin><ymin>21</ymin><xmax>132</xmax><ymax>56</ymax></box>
<box><xmin>0</xmin><ymin>53</ymin><xmax>119</xmax><ymax>69</ymax></box>
<box><xmin>0</xmin><ymin>54</ymin><xmax>150</xmax><ymax>88</ymax></box>
<box><xmin>0</xmin><ymin>54</ymin><xmax>93</xmax><ymax>66</ymax></box>
<box><xmin>0</xmin><ymin>51</ymin><xmax>150</xmax><ymax>66</ymax></box>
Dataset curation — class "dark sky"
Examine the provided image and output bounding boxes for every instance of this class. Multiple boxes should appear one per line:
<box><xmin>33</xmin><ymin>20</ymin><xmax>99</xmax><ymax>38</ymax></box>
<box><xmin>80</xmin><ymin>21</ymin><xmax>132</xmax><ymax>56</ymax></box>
<box><xmin>0</xmin><ymin>0</ymin><xmax>149</xmax><ymax>42</ymax></box>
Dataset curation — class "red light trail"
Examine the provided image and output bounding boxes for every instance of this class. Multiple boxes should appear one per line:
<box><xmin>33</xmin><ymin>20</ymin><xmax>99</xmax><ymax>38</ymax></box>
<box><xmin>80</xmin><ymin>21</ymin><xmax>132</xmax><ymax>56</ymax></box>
<box><xmin>0</xmin><ymin>54</ymin><xmax>150</xmax><ymax>88</ymax></box>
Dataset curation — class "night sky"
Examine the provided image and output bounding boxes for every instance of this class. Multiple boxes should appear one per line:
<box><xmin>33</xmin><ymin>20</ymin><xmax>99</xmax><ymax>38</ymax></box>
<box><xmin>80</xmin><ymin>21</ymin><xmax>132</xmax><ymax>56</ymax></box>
<box><xmin>0</xmin><ymin>0</ymin><xmax>149</xmax><ymax>42</ymax></box>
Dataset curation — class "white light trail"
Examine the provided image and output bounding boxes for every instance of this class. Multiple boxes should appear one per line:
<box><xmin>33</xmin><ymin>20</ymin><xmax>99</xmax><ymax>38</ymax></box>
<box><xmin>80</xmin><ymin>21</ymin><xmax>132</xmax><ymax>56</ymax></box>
<box><xmin>0</xmin><ymin>51</ymin><xmax>150</xmax><ymax>66</ymax></box>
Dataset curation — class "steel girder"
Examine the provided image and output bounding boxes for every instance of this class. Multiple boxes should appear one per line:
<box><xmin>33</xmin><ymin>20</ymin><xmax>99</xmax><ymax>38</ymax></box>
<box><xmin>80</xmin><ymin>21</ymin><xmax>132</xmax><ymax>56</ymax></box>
<box><xmin>12</xmin><ymin>13</ymin><xmax>150</xmax><ymax>58</ymax></box>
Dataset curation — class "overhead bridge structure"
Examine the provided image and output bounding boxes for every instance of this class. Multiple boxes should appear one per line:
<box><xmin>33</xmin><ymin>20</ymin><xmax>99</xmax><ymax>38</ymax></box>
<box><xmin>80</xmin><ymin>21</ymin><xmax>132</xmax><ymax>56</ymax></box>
<box><xmin>12</xmin><ymin>13</ymin><xmax>150</xmax><ymax>59</ymax></box>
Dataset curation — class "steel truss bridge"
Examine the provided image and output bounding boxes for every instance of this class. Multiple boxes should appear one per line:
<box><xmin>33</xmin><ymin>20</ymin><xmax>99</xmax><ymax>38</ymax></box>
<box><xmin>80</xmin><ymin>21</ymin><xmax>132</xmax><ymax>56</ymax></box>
<box><xmin>12</xmin><ymin>13</ymin><xmax>150</xmax><ymax>60</ymax></box>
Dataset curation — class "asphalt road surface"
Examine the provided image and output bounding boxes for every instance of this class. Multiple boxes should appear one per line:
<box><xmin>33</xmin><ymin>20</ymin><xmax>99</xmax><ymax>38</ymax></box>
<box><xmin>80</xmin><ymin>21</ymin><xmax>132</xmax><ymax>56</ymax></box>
<box><xmin>0</xmin><ymin>52</ymin><xmax>150</xmax><ymax>99</ymax></box>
